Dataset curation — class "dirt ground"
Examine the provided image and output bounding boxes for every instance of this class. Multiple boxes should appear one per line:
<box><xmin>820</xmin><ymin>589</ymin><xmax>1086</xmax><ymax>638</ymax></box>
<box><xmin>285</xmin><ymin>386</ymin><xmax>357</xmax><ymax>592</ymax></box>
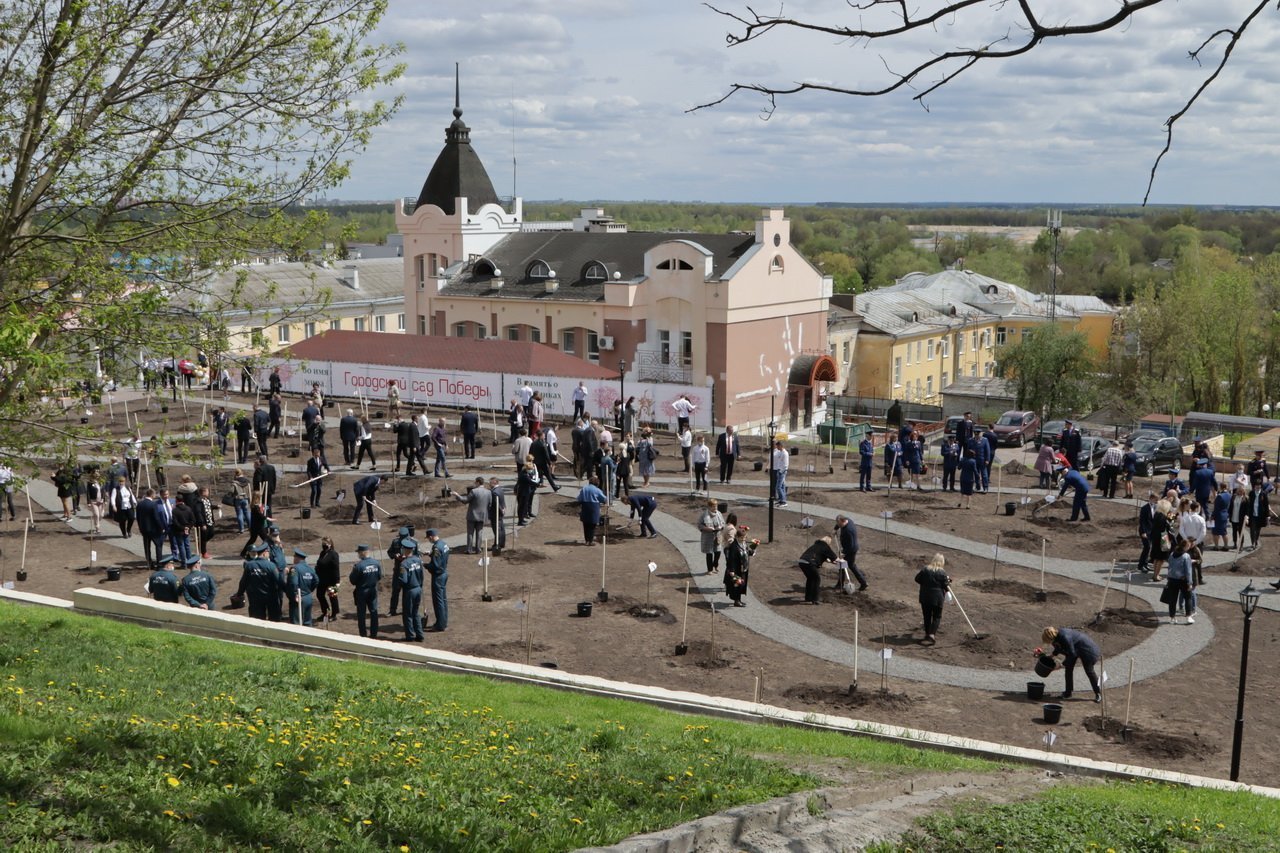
<box><xmin>5</xmin><ymin>392</ymin><xmax>1280</xmax><ymax>787</ymax></box>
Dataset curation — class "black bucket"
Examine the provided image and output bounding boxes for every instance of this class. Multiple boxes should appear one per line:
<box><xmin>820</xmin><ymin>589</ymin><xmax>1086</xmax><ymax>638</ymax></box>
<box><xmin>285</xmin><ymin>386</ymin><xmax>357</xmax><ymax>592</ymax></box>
<box><xmin>717</xmin><ymin>501</ymin><xmax>728</xmax><ymax>514</ymax></box>
<box><xmin>577</xmin><ymin>601</ymin><xmax>593</xmax><ymax>618</ymax></box>
<box><xmin>16</xmin><ymin>569</ymin><xmax>27</xmax><ymax>582</ymax></box>
<box><xmin>300</xmin><ymin>507</ymin><xmax>311</xmax><ymax>520</ymax></box>
<box><xmin>1034</xmin><ymin>655</ymin><xmax>1057</xmax><ymax>678</ymax></box>
<box><xmin>106</xmin><ymin>567</ymin><xmax>122</xmax><ymax>581</ymax></box>
<box><xmin>1042</xmin><ymin>703</ymin><xmax>1063</xmax><ymax>724</ymax></box>
<box><xmin>1005</xmin><ymin>501</ymin><xmax>1017</xmax><ymax>516</ymax></box>
<box><xmin>1027</xmin><ymin>681</ymin><xmax>1045</xmax><ymax>700</ymax></box>
<box><xmin>753</xmin><ymin>461</ymin><xmax>763</xmax><ymax>471</ymax></box>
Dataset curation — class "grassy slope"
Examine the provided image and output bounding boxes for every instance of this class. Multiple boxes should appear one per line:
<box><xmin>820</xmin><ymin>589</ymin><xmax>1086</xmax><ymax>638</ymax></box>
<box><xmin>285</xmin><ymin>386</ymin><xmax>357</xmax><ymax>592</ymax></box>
<box><xmin>0</xmin><ymin>602</ymin><xmax>988</xmax><ymax>851</ymax></box>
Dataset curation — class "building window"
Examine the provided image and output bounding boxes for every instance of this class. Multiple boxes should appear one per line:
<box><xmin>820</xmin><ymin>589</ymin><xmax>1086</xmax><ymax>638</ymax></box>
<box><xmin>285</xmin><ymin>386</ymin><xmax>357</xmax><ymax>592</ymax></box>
<box><xmin>277</xmin><ymin>325</ymin><xmax>290</xmax><ymax>344</ymax></box>
<box><xmin>659</xmin><ymin>330</ymin><xmax>671</xmax><ymax>364</ymax></box>
<box><xmin>353</xmin><ymin>317</ymin><xmax>366</xmax><ymax>332</ymax></box>
<box><xmin>418</xmin><ymin>315</ymin><xmax>427</xmax><ymax>335</ymax></box>
<box><xmin>586</xmin><ymin>331</ymin><xmax>599</xmax><ymax>362</ymax></box>
<box><xmin>507</xmin><ymin>325</ymin><xmax>520</xmax><ymax>341</ymax></box>
<box><xmin>915</xmin><ymin>378</ymin><xmax>922</xmax><ymax>400</ymax></box>
<box><xmin>416</xmin><ymin>256</ymin><xmax>426</xmax><ymax>289</ymax></box>
<box><xmin>397</xmin><ymin>313</ymin><xmax>405</xmax><ymax>332</ymax></box>
<box><xmin>527</xmin><ymin>260</ymin><xmax>550</xmax><ymax>280</ymax></box>
<box><xmin>971</xmin><ymin>330</ymin><xmax>978</xmax><ymax>351</ymax></box>
<box><xmin>530</xmin><ymin>326</ymin><xmax>541</xmax><ymax>343</ymax></box>
<box><xmin>984</xmin><ymin>361</ymin><xmax>994</xmax><ymax>377</ymax></box>
<box><xmin>996</xmin><ymin>326</ymin><xmax>1007</xmax><ymax>346</ymax></box>
<box><xmin>249</xmin><ymin>326</ymin><xmax>263</xmax><ymax>345</ymax></box>
<box><xmin>476</xmin><ymin>325</ymin><xmax>486</xmax><ymax>339</ymax></box>
<box><xmin>905</xmin><ymin>343</ymin><xmax>912</xmax><ymax>366</ymax></box>
<box><xmin>454</xmin><ymin>322</ymin><xmax>467</xmax><ymax>337</ymax></box>
<box><xmin>926</xmin><ymin>338</ymin><xmax>934</xmax><ymax>360</ymax></box>
<box><xmin>583</xmin><ymin>262</ymin><xmax>607</xmax><ymax>281</ymax></box>
<box><xmin>915</xmin><ymin>341</ymin><xmax>922</xmax><ymax>362</ymax></box>
<box><xmin>770</xmin><ymin>254</ymin><xmax>784</xmax><ymax>272</ymax></box>
<box><xmin>681</xmin><ymin>331</ymin><xmax>692</xmax><ymax>367</ymax></box>
<box><xmin>893</xmin><ymin>357</ymin><xmax>902</xmax><ymax>387</ymax></box>
<box><xmin>956</xmin><ymin>332</ymin><xmax>964</xmax><ymax>355</ymax></box>
<box><xmin>561</xmin><ymin>329</ymin><xmax>575</xmax><ymax>354</ymax></box>
<box><xmin>375</xmin><ymin>315</ymin><xmax>386</xmax><ymax>333</ymax></box>
<box><xmin>330</xmin><ymin>319</ymin><xmax>341</xmax><ymax>331</ymax></box>
<box><xmin>941</xmin><ymin>371</ymin><xmax>949</xmax><ymax>389</ymax></box>
<box><xmin>970</xmin><ymin>363</ymin><xmax>978</xmax><ymax>377</ymax></box>
<box><xmin>842</xmin><ymin>340</ymin><xmax>851</xmax><ymax>364</ymax></box>
<box><xmin>926</xmin><ymin>375</ymin><xmax>934</xmax><ymax>397</ymax></box>
<box><xmin>304</xmin><ymin>322</ymin><xmax>316</xmax><ymax>339</ymax></box>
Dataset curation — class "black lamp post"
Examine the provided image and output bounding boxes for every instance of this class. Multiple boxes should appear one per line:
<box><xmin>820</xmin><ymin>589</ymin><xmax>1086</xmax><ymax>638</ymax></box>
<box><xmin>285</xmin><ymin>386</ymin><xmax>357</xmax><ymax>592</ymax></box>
<box><xmin>618</xmin><ymin>359</ymin><xmax>626</xmax><ymax>420</ymax></box>
<box><xmin>768</xmin><ymin>396</ymin><xmax>777</xmax><ymax>544</ymax></box>
<box><xmin>1230</xmin><ymin>580</ymin><xmax>1261</xmax><ymax>782</ymax></box>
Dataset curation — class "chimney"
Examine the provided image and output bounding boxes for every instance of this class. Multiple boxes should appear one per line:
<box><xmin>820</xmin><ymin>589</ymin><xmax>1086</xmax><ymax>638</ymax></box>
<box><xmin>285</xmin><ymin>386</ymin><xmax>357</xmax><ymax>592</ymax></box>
<box><xmin>343</xmin><ymin>265</ymin><xmax>359</xmax><ymax>290</ymax></box>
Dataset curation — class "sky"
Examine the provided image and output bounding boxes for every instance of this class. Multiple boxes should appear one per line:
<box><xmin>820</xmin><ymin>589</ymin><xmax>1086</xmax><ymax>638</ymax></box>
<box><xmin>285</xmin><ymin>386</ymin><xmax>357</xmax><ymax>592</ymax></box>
<box><xmin>339</xmin><ymin>0</ymin><xmax>1280</xmax><ymax>207</ymax></box>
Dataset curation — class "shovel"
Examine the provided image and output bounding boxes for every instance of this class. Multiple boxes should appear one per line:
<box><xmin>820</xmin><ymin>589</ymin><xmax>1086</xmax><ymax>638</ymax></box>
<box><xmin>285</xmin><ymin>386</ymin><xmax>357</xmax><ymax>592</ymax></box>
<box><xmin>947</xmin><ymin>586</ymin><xmax>987</xmax><ymax>639</ymax></box>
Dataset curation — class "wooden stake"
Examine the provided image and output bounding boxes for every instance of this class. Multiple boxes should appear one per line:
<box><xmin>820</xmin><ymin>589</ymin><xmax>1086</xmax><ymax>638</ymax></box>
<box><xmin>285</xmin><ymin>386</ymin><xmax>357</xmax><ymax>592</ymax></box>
<box><xmin>1123</xmin><ymin>658</ymin><xmax>1135</xmax><ymax>730</ymax></box>
<box><xmin>24</xmin><ymin>485</ymin><xmax>33</xmax><ymax>526</ymax></box>
<box><xmin>992</xmin><ymin>533</ymin><xmax>1000</xmax><ymax>579</ymax></box>
<box><xmin>1040</xmin><ymin>538</ymin><xmax>1047</xmax><ymax>592</ymax></box>
<box><xmin>525</xmin><ymin>590</ymin><xmax>533</xmax><ymax>666</ymax></box>
<box><xmin>853</xmin><ymin>609</ymin><xmax>859</xmax><ymax>685</ymax></box>
<box><xmin>880</xmin><ymin>620</ymin><xmax>888</xmax><ymax>693</ymax></box>
<box><xmin>1099</xmin><ymin>653</ymin><xmax>1107</xmax><ymax>718</ymax></box>
<box><xmin>679</xmin><ymin>581</ymin><xmax>690</xmax><ymax>646</ymax></box>
<box><xmin>20</xmin><ymin>521</ymin><xmax>29</xmax><ymax>572</ymax></box>
<box><xmin>1098</xmin><ymin>560</ymin><xmax>1115</xmax><ymax>615</ymax></box>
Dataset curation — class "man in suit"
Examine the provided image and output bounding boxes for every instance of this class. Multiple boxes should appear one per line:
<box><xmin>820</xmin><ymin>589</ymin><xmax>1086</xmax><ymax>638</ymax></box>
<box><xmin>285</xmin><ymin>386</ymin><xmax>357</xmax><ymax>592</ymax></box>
<box><xmin>136</xmin><ymin>488</ymin><xmax>160</xmax><ymax>569</ymax></box>
<box><xmin>955</xmin><ymin>411</ymin><xmax>974</xmax><ymax>448</ymax></box>
<box><xmin>268</xmin><ymin>393</ymin><xmax>282</xmax><ymax>439</ymax></box>
<box><xmin>834</xmin><ymin>515</ymin><xmax>868</xmax><ymax>590</ymax></box>
<box><xmin>488</xmin><ymin>476</ymin><xmax>507</xmax><ymax>554</ymax></box>
<box><xmin>1246</xmin><ymin>482</ymin><xmax>1274</xmax><ymax>551</ymax></box>
<box><xmin>459</xmin><ymin>405</ymin><xmax>480</xmax><ymax>459</ymax></box>
<box><xmin>1061</xmin><ymin>419</ymin><xmax>1083</xmax><ymax>471</ymax></box>
<box><xmin>234</xmin><ymin>412</ymin><xmax>253</xmax><ymax>464</ymax></box>
<box><xmin>716</xmin><ymin>425</ymin><xmax>740</xmax><ymax>484</ymax></box>
<box><xmin>252</xmin><ymin>455</ymin><xmax>277</xmax><ymax>515</ymax></box>
<box><xmin>301</xmin><ymin>397</ymin><xmax>321</xmax><ymax>446</ymax></box>
<box><xmin>530</xmin><ymin>430</ymin><xmax>559</xmax><ymax>492</ymax></box>
<box><xmin>857</xmin><ymin>433</ymin><xmax>874</xmax><ymax>492</ymax></box>
<box><xmin>339</xmin><ymin>408</ymin><xmax>361</xmax><ymax>466</ymax></box>
<box><xmin>252</xmin><ymin>404</ymin><xmax>271</xmax><ymax>459</ymax></box>
<box><xmin>1138</xmin><ymin>491</ymin><xmax>1157</xmax><ymax>573</ymax></box>
<box><xmin>1059</xmin><ymin>466</ymin><xmax>1092</xmax><ymax>522</ymax></box>
<box><xmin>627</xmin><ymin>493</ymin><xmax>658</xmax><ymax>538</ymax></box>
<box><xmin>394</xmin><ymin>417</ymin><xmax>419</xmax><ymax>475</ymax></box>
<box><xmin>170</xmin><ymin>496</ymin><xmax>197</xmax><ymax>565</ymax></box>
<box><xmin>268</xmin><ymin>366</ymin><xmax>282</xmax><ymax>397</ymax></box>
<box><xmin>351</xmin><ymin>474</ymin><xmax>385</xmax><ymax>524</ymax></box>
<box><xmin>452</xmin><ymin>477</ymin><xmax>492</xmax><ymax>554</ymax></box>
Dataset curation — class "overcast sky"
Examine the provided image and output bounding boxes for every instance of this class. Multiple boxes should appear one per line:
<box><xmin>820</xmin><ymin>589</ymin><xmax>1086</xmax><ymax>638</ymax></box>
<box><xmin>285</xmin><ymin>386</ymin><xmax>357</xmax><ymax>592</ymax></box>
<box><xmin>340</xmin><ymin>1</ymin><xmax>1280</xmax><ymax>206</ymax></box>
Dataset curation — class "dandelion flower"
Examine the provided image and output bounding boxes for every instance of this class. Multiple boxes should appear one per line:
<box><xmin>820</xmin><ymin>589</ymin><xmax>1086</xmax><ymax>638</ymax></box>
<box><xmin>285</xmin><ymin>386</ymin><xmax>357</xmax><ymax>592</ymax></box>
<box><xmin>166</xmin><ymin>776</ymin><xmax>181</xmax><ymax>788</ymax></box>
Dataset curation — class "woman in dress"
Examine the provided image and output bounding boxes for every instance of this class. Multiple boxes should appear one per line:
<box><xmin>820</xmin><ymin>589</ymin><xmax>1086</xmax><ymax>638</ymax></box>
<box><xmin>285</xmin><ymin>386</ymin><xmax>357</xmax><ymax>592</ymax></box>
<box><xmin>723</xmin><ymin>528</ymin><xmax>752</xmax><ymax>607</ymax></box>
<box><xmin>529</xmin><ymin>391</ymin><xmax>544</xmax><ymax>439</ymax></box>
<box><xmin>636</xmin><ymin>429</ymin><xmax>657</xmax><ymax>487</ymax></box>
<box><xmin>958</xmin><ymin>450</ymin><xmax>978</xmax><ymax>509</ymax></box>
<box><xmin>54</xmin><ymin>460</ymin><xmax>76</xmax><ymax>520</ymax></box>
<box><xmin>315</xmin><ymin>536</ymin><xmax>341</xmax><ymax>621</ymax></box>
<box><xmin>914</xmin><ymin>553</ymin><xmax>950</xmax><ymax>643</ymax></box>
<box><xmin>110</xmin><ymin>478</ymin><xmax>137</xmax><ymax>538</ymax></box>
<box><xmin>697</xmin><ymin>498</ymin><xmax>724</xmax><ymax>574</ymax></box>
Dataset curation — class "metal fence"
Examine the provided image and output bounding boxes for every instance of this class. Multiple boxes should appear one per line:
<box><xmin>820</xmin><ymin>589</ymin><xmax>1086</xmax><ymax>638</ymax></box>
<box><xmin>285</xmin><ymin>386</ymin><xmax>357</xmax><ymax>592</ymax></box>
<box><xmin>826</xmin><ymin>394</ymin><xmax>943</xmax><ymax>424</ymax></box>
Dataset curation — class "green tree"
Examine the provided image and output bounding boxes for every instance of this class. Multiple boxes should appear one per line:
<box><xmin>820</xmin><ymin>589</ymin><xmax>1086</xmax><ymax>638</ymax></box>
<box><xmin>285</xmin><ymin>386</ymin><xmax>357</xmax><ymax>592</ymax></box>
<box><xmin>867</xmin><ymin>246</ymin><xmax>941</xmax><ymax>289</ymax></box>
<box><xmin>995</xmin><ymin>324</ymin><xmax>1095</xmax><ymax>419</ymax></box>
<box><xmin>0</xmin><ymin>0</ymin><xmax>402</xmax><ymax>465</ymax></box>
<box><xmin>814</xmin><ymin>251</ymin><xmax>863</xmax><ymax>294</ymax></box>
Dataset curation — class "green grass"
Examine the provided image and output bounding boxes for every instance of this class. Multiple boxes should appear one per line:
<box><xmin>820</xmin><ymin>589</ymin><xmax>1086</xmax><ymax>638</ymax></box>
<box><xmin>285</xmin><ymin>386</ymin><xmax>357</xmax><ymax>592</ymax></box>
<box><xmin>0</xmin><ymin>602</ymin><xmax>991</xmax><ymax>851</ymax></box>
<box><xmin>869</xmin><ymin>779</ymin><xmax>1280</xmax><ymax>852</ymax></box>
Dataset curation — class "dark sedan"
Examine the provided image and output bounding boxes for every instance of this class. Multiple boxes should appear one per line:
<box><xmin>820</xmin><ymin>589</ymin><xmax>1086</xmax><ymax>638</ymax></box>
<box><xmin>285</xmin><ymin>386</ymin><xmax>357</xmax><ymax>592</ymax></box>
<box><xmin>1131</xmin><ymin>436</ymin><xmax>1184</xmax><ymax>477</ymax></box>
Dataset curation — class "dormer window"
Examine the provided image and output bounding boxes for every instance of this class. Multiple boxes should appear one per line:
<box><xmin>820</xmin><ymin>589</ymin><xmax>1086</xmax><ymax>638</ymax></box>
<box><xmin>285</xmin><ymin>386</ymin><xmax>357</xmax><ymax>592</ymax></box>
<box><xmin>583</xmin><ymin>261</ymin><xmax>608</xmax><ymax>281</ymax></box>
<box><xmin>985</xmin><ymin>284</ymin><xmax>999</xmax><ymax>295</ymax></box>
<box><xmin>677</xmin><ymin>259</ymin><xmax>693</xmax><ymax>270</ymax></box>
<box><xmin>527</xmin><ymin>260</ymin><xmax>550</xmax><ymax>280</ymax></box>
<box><xmin>475</xmin><ymin>258</ymin><xmax>497</xmax><ymax>277</ymax></box>
<box><xmin>656</xmin><ymin>259</ymin><xmax>672</xmax><ymax>270</ymax></box>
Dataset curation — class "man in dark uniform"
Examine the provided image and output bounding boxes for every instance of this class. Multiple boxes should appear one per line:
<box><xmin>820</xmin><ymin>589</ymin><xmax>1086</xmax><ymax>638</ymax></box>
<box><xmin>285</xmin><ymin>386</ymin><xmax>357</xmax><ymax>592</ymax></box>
<box><xmin>835</xmin><ymin>515</ymin><xmax>868</xmax><ymax>591</ymax></box>
<box><xmin>459</xmin><ymin>405</ymin><xmax>480</xmax><ymax>459</ymax></box>
<box><xmin>301</xmin><ymin>397</ymin><xmax>321</xmax><ymax>447</ymax></box>
<box><xmin>285</xmin><ymin>548</ymin><xmax>319</xmax><ymax>626</ymax></box>
<box><xmin>351</xmin><ymin>474</ymin><xmax>385</xmax><ymax>524</ymax></box>
<box><xmin>857</xmin><ymin>432</ymin><xmax>874</xmax><ymax>492</ymax></box>
<box><xmin>626</xmin><ymin>493</ymin><xmax>658</xmax><ymax>538</ymax></box>
<box><xmin>238</xmin><ymin>541</ymin><xmax>282</xmax><ymax>621</ymax></box>
<box><xmin>252</xmin><ymin>404</ymin><xmax>271</xmax><ymax>459</ymax></box>
<box><xmin>349</xmin><ymin>543</ymin><xmax>382</xmax><ymax>638</ymax></box>
<box><xmin>234</xmin><ymin>412</ymin><xmax>253</xmax><ymax>464</ymax></box>
<box><xmin>530</xmin><ymin>431</ymin><xmax>559</xmax><ymax>492</ymax></box>
<box><xmin>940</xmin><ymin>436</ymin><xmax>960</xmax><ymax>492</ymax></box>
<box><xmin>424</xmin><ymin>528</ymin><xmax>450</xmax><ymax>631</ymax></box>
<box><xmin>180</xmin><ymin>555</ymin><xmax>217</xmax><ymax>609</ymax></box>
<box><xmin>1138</xmin><ymin>492</ymin><xmax>1158</xmax><ymax>573</ymax></box>
<box><xmin>147</xmin><ymin>554</ymin><xmax>181</xmax><ymax>603</ymax></box>
<box><xmin>1059</xmin><ymin>466</ymin><xmax>1092</xmax><ymax>522</ymax></box>
<box><xmin>339</xmin><ymin>408</ymin><xmax>361</xmax><ymax>466</ymax></box>
<box><xmin>398</xmin><ymin>539</ymin><xmax>425</xmax><ymax>641</ymax></box>
<box><xmin>716</xmin><ymin>426</ymin><xmax>740</xmax><ymax>485</ymax></box>
<box><xmin>981</xmin><ymin>427</ymin><xmax>999</xmax><ymax>491</ymax></box>
<box><xmin>252</xmin><ymin>455</ymin><xmax>277</xmax><ymax>516</ymax></box>
<box><xmin>1061</xmin><ymin>419</ymin><xmax>1083</xmax><ymax>471</ymax></box>
<box><xmin>488</xmin><ymin>476</ymin><xmax>507</xmax><ymax>554</ymax></box>
<box><xmin>955</xmin><ymin>411</ymin><xmax>974</xmax><ymax>448</ymax></box>
<box><xmin>1247</xmin><ymin>449</ymin><xmax>1270</xmax><ymax>483</ymax></box>
<box><xmin>386</xmin><ymin>526</ymin><xmax>413</xmax><ymax>617</ymax></box>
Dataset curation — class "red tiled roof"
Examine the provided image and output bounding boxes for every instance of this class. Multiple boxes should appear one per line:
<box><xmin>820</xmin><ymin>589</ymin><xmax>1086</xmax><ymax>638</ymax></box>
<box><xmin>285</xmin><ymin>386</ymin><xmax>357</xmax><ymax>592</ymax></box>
<box><xmin>280</xmin><ymin>331</ymin><xmax>619</xmax><ymax>380</ymax></box>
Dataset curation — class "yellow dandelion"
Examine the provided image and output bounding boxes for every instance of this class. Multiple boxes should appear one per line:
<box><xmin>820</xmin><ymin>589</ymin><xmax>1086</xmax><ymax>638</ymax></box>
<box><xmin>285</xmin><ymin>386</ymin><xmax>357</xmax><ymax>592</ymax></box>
<box><xmin>361</xmin><ymin>819</ymin><xmax>373</xmax><ymax>825</ymax></box>
<box><xmin>400</xmin><ymin>847</ymin><xmax>410</xmax><ymax>852</ymax></box>
<box><xmin>166</xmin><ymin>776</ymin><xmax>181</xmax><ymax>788</ymax></box>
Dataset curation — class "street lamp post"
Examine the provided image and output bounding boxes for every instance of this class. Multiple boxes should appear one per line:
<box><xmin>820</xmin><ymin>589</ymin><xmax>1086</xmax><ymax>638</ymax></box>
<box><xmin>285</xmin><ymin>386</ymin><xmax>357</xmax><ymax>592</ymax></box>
<box><xmin>1230</xmin><ymin>580</ymin><xmax>1261</xmax><ymax>782</ymax></box>
<box><xmin>768</xmin><ymin>396</ymin><xmax>777</xmax><ymax>544</ymax></box>
<box><xmin>618</xmin><ymin>359</ymin><xmax>626</xmax><ymax>423</ymax></box>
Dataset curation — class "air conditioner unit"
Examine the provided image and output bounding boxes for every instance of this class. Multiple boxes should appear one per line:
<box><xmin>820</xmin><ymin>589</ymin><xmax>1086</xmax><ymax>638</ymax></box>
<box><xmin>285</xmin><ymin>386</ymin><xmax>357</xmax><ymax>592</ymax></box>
<box><xmin>598</xmin><ymin>335</ymin><xmax>615</xmax><ymax>350</ymax></box>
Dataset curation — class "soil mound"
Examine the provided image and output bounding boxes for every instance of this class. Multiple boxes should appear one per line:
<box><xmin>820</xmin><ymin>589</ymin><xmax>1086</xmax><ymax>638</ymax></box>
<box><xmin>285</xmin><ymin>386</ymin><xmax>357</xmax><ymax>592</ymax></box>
<box><xmin>783</xmin><ymin>684</ymin><xmax>917</xmax><ymax>711</ymax></box>
<box><xmin>1083</xmin><ymin>715</ymin><xmax>1217</xmax><ymax>761</ymax></box>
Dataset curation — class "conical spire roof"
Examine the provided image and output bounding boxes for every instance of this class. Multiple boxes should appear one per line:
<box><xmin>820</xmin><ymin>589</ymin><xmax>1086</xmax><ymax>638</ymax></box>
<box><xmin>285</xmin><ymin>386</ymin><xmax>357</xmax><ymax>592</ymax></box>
<box><xmin>414</xmin><ymin>65</ymin><xmax>500</xmax><ymax>216</ymax></box>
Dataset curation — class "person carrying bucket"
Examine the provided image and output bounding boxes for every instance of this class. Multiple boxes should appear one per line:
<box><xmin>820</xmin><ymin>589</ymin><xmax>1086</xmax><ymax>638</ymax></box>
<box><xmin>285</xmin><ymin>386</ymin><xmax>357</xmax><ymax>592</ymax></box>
<box><xmin>1042</xmin><ymin>626</ymin><xmax>1102</xmax><ymax>703</ymax></box>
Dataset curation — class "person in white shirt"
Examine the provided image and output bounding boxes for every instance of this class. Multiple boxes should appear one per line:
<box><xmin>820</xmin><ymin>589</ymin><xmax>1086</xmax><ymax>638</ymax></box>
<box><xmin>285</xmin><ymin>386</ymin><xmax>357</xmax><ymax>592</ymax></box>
<box><xmin>544</xmin><ymin>424</ymin><xmax>559</xmax><ymax>474</ymax></box>
<box><xmin>415</xmin><ymin>410</ymin><xmax>431</xmax><ymax>458</ymax></box>
<box><xmin>678</xmin><ymin>426</ymin><xmax>694</xmax><ymax>473</ymax></box>
<box><xmin>0</xmin><ymin>463</ymin><xmax>14</xmax><ymax>521</ymax></box>
<box><xmin>511</xmin><ymin>430</ymin><xmax>533</xmax><ymax>473</ymax></box>
<box><xmin>772</xmin><ymin>439</ymin><xmax>790</xmax><ymax>506</ymax></box>
<box><xmin>1178</xmin><ymin>501</ymin><xmax>1207</xmax><ymax>592</ymax></box>
<box><xmin>690</xmin><ymin>434</ymin><xmax>711</xmax><ymax>491</ymax></box>
<box><xmin>518</xmin><ymin>382</ymin><xmax>534</xmax><ymax>414</ymax></box>
<box><xmin>671</xmin><ymin>394</ymin><xmax>697</xmax><ymax>434</ymax></box>
<box><xmin>571</xmin><ymin>382</ymin><xmax>588</xmax><ymax>421</ymax></box>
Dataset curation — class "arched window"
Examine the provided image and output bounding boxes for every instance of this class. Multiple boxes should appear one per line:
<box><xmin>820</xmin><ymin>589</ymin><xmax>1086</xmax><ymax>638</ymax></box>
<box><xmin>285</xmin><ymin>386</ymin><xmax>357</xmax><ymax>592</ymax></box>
<box><xmin>677</xmin><ymin>259</ymin><xmax>693</xmax><ymax>270</ymax></box>
<box><xmin>771</xmin><ymin>254</ymin><xmax>785</xmax><ymax>272</ymax></box>
<box><xmin>583</xmin><ymin>261</ymin><xmax>608</xmax><ymax>281</ymax></box>
<box><xmin>656</xmin><ymin>259</ymin><xmax>672</xmax><ymax>270</ymax></box>
<box><xmin>527</xmin><ymin>260</ymin><xmax>550</xmax><ymax>280</ymax></box>
<box><xmin>475</xmin><ymin>258</ymin><xmax>497</xmax><ymax>277</ymax></box>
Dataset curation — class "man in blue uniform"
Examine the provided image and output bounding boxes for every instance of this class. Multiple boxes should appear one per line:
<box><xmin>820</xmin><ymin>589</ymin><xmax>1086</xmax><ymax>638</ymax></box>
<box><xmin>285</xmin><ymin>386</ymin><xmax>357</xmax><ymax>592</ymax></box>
<box><xmin>940</xmin><ymin>436</ymin><xmax>959</xmax><ymax>492</ymax></box>
<box><xmin>349</xmin><ymin>543</ymin><xmax>382</xmax><ymax>638</ymax></box>
<box><xmin>239</xmin><ymin>541</ymin><xmax>282</xmax><ymax>621</ymax></box>
<box><xmin>398</xmin><ymin>539</ymin><xmax>425</xmax><ymax>641</ymax></box>
<box><xmin>1061</xmin><ymin>420</ymin><xmax>1083</xmax><ymax>471</ymax></box>
<box><xmin>179</xmin><ymin>554</ymin><xmax>217</xmax><ymax>610</ymax></box>
<box><xmin>351</xmin><ymin>474</ymin><xmax>385</xmax><ymax>524</ymax></box>
<box><xmin>834</xmin><ymin>515</ymin><xmax>868</xmax><ymax>591</ymax></box>
<box><xmin>424</xmin><ymin>529</ymin><xmax>450</xmax><ymax>632</ymax></box>
<box><xmin>857</xmin><ymin>433</ymin><xmax>874</xmax><ymax>492</ymax></box>
<box><xmin>627</xmin><ymin>493</ymin><xmax>659</xmax><ymax>538</ymax></box>
<box><xmin>147</xmin><ymin>554</ymin><xmax>181</xmax><ymax>603</ymax></box>
<box><xmin>285</xmin><ymin>548</ymin><xmax>320</xmax><ymax>626</ymax></box>
<box><xmin>1058</xmin><ymin>466</ymin><xmax>1092</xmax><ymax>522</ymax></box>
<box><xmin>386</xmin><ymin>526</ymin><xmax>414</xmax><ymax>617</ymax></box>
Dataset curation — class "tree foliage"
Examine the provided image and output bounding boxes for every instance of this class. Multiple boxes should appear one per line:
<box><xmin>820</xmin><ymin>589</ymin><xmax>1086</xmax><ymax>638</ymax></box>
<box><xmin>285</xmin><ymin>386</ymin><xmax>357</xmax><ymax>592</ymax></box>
<box><xmin>0</xmin><ymin>0</ymin><xmax>401</xmax><ymax>467</ymax></box>
<box><xmin>995</xmin><ymin>323</ymin><xmax>1095</xmax><ymax>419</ymax></box>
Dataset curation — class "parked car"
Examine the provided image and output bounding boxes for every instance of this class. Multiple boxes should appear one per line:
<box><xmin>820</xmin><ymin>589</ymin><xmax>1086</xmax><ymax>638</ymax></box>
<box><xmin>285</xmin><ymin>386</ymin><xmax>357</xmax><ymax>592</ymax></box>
<box><xmin>1033</xmin><ymin>419</ymin><xmax>1067</xmax><ymax>450</ymax></box>
<box><xmin>1130</xmin><ymin>436</ymin><xmax>1184</xmax><ymax>477</ymax></box>
<box><xmin>991</xmin><ymin>410</ymin><xmax>1041</xmax><ymax>446</ymax></box>
<box><xmin>1072</xmin><ymin>436</ymin><xmax>1112</xmax><ymax>472</ymax></box>
<box><xmin>1124</xmin><ymin>427</ymin><xmax>1169</xmax><ymax>445</ymax></box>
